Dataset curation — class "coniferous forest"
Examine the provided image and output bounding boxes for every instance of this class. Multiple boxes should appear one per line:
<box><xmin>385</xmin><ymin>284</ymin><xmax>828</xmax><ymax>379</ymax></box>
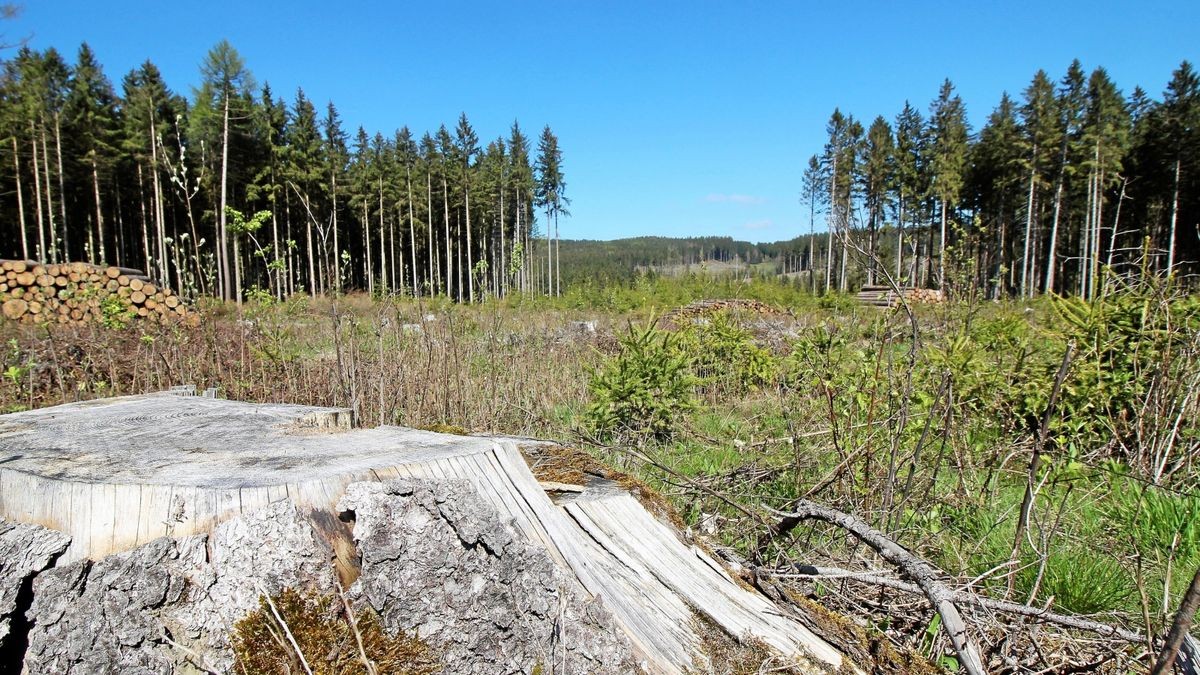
<box><xmin>0</xmin><ymin>38</ymin><xmax>1196</xmax><ymax>302</ymax></box>
<box><xmin>804</xmin><ymin>60</ymin><xmax>1199</xmax><ymax>298</ymax></box>
<box><xmin>0</xmin><ymin>40</ymin><xmax>568</xmax><ymax>303</ymax></box>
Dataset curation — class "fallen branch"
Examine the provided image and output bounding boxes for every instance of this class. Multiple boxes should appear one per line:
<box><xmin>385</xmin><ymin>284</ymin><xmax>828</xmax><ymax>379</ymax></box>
<box><xmin>782</xmin><ymin>564</ymin><xmax>1143</xmax><ymax>643</ymax></box>
<box><xmin>769</xmin><ymin>500</ymin><xmax>986</xmax><ymax>675</ymax></box>
<box><xmin>1150</xmin><ymin>564</ymin><xmax>1200</xmax><ymax>675</ymax></box>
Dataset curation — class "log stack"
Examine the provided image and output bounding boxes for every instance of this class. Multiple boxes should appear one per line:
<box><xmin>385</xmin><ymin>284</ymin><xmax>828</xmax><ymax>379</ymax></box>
<box><xmin>0</xmin><ymin>259</ymin><xmax>198</xmax><ymax>326</ymax></box>
<box><xmin>856</xmin><ymin>285</ymin><xmax>947</xmax><ymax>308</ymax></box>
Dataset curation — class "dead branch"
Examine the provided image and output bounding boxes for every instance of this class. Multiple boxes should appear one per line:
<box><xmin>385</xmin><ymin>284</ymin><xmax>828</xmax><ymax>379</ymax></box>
<box><xmin>1150</xmin><ymin>564</ymin><xmax>1200</xmax><ymax>675</ymax></box>
<box><xmin>783</xmin><ymin>564</ymin><xmax>1143</xmax><ymax>643</ymax></box>
<box><xmin>769</xmin><ymin>500</ymin><xmax>986</xmax><ymax>675</ymax></box>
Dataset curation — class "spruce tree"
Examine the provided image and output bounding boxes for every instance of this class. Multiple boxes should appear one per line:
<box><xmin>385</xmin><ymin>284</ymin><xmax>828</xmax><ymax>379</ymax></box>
<box><xmin>928</xmin><ymin>79</ymin><xmax>969</xmax><ymax>289</ymax></box>
<box><xmin>64</xmin><ymin>43</ymin><xmax>118</xmax><ymax>265</ymax></box>
<box><xmin>534</xmin><ymin>125</ymin><xmax>568</xmax><ymax>297</ymax></box>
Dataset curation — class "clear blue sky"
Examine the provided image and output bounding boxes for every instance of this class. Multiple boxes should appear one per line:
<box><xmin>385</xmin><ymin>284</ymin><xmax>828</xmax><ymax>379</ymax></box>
<box><xmin>8</xmin><ymin>1</ymin><xmax>1198</xmax><ymax>243</ymax></box>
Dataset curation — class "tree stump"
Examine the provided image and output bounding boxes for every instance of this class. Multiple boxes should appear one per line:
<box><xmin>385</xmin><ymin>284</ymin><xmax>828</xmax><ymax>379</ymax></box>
<box><xmin>0</xmin><ymin>391</ymin><xmax>849</xmax><ymax>674</ymax></box>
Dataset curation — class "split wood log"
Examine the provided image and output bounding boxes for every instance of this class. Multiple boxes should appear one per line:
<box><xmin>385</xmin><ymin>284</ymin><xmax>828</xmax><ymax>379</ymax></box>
<box><xmin>770</xmin><ymin>500</ymin><xmax>986</xmax><ymax>675</ymax></box>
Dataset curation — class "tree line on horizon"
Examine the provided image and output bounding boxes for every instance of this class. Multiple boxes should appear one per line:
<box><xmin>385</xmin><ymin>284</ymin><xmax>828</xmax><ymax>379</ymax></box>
<box><xmin>0</xmin><ymin>39</ymin><xmax>571</xmax><ymax>303</ymax></box>
<box><xmin>803</xmin><ymin>59</ymin><xmax>1199</xmax><ymax>298</ymax></box>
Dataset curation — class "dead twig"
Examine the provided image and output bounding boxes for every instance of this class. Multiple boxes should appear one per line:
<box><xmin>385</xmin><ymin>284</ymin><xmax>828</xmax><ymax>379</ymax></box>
<box><xmin>768</xmin><ymin>500</ymin><xmax>986</xmax><ymax>675</ymax></box>
<box><xmin>783</xmin><ymin>564</ymin><xmax>1143</xmax><ymax>642</ymax></box>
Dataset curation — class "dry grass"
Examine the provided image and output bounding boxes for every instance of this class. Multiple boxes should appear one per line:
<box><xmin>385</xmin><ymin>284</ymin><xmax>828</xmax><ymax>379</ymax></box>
<box><xmin>0</xmin><ymin>293</ymin><xmax>606</xmax><ymax>437</ymax></box>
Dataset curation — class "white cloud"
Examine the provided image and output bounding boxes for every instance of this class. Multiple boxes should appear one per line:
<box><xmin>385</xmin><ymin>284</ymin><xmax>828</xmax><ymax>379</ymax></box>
<box><xmin>704</xmin><ymin>193</ymin><xmax>765</xmax><ymax>205</ymax></box>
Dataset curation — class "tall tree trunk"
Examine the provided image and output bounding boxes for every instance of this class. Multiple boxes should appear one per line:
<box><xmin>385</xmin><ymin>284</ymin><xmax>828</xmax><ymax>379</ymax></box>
<box><xmin>555</xmin><ymin>214</ymin><xmax>561</xmax><ymax>296</ymax></box>
<box><xmin>271</xmin><ymin>181</ymin><xmax>281</xmax><ymax>299</ymax></box>
<box><xmin>219</xmin><ymin>95</ymin><xmax>232</xmax><ymax>301</ymax></box>
<box><xmin>1091</xmin><ymin>163</ymin><xmax>1104</xmax><ymax>299</ymax></box>
<box><xmin>407</xmin><ymin>165</ymin><xmax>418</xmax><ymax>297</ymax></box>
<box><xmin>499</xmin><ymin>175</ymin><xmax>507</xmax><ymax>297</ymax></box>
<box><xmin>1167</xmin><ymin>157</ymin><xmax>1181</xmax><ymax>275</ymax></box>
<box><xmin>233</xmin><ymin>235</ymin><xmax>244</xmax><ymax>303</ymax></box>
<box><xmin>442</xmin><ymin>175</ymin><xmax>452</xmax><ymax>299</ymax></box>
<box><xmin>1045</xmin><ymin>181</ymin><xmax>1064</xmax><ymax>294</ymax></box>
<box><xmin>113</xmin><ymin>178</ymin><xmax>125</xmax><ymax>268</ymax></box>
<box><xmin>839</xmin><ymin>216</ymin><xmax>848</xmax><ymax>292</ymax></box>
<box><xmin>40</xmin><ymin>128</ymin><xmax>56</xmax><ymax>263</ymax></box>
<box><xmin>29</xmin><ymin>132</ymin><xmax>45</xmax><ymax>263</ymax></box>
<box><xmin>378</xmin><ymin>176</ymin><xmax>388</xmax><ymax>294</ymax></box>
<box><xmin>12</xmin><ymin>136</ymin><xmax>29</xmax><ymax>260</ymax></box>
<box><xmin>456</xmin><ymin>212</ymin><xmax>464</xmax><ymax>301</ymax></box>
<box><xmin>91</xmin><ymin>158</ymin><xmax>106</xmax><ymax>265</ymax></box>
<box><xmin>825</xmin><ymin>154</ymin><xmax>836</xmax><ymax>293</ymax></box>
<box><xmin>136</xmin><ymin>163</ymin><xmax>150</xmax><ymax>274</ymax></box>
<box><xmin>426</xmin><ymin>171</ymin><xmax>434</xmax><ymax>295</ymax></box>
<box><xmin>285</xmin><ymin>196</ymin><xmax>294</xmax><ymax>295</ymax></box>
<box><xmin>810</xmin><ymin>192</ymin><xmax>817</xmax><ymax>293</ymax></box>
<box><xmin>305</xmin><ymin>198</ymin><xmax>317</xmax><ymax>297</ymax></box>
<box><xmin>331</xmin><ymin>173</ymin><xmax>340</xmax><ymax>292</ymax></box>
<box><xmin>1106</xmin><ymin>178</ymin><xmax>1126</xmax><ymax>271</ymax></box>
<box><xmin>938</xmin><ymin>199</ymin><xmax>948</xmax><ymax>289</ymax></box>
<box><xmin>53</xmin><ymin>114</ymin><xmax>68</xmax><ymax>261</ymax></box>
<box><xmin>362</xmin><ymin>201</ymin><xmax>372</xmax><ymax>295</ymax></box>
<box><xmin>1021</xmin><ymin>165</ymin><xmax>1037</xmax><ymax>298</ymax></box>
<box><xmin>465</xmin><ymin>184</ymin><xmax>474</xmax><ymax>302</ymax></box>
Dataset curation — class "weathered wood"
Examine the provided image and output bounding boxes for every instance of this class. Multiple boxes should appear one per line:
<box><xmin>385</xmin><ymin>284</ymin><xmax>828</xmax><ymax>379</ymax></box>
<box><xmin>772</xmin><ymin>500</ymin><xmax>984</xmax><ymax>675</ymax></box>
<box><xmin>0</xmin><ymin>392</ymin><xmax>853</xmax><ymax>674</ymax></box>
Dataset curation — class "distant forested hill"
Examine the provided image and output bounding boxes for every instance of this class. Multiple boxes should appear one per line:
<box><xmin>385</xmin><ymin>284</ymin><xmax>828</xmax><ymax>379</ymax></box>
<box><xmin>554</xmin><ymin>230</ymin><xmax>914</xmax><ymax>289</ymax></box>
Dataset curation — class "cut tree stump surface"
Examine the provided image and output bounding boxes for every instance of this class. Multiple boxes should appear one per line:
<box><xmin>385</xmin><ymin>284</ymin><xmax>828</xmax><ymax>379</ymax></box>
<box><xmin>0</xmin><ymin>392</ymin><xmax>849</xmax><ymax>674</ymax></box>
<box><xmin>0</xmin><ymin>392</ymin><xmax>497</xmax><ymax>487</ymax></box>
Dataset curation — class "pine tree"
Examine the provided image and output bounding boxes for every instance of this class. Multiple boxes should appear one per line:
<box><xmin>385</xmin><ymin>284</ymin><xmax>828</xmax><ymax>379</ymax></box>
<box><xmin>322</xmin><ymin>102</ymin><xmax>348</xmax><ymax>292</ymax></box>
<box><xmin>1079</xmin><ymin>67</ymin><xmax>1128</xmax><ymax>297</ymax></box>
<box><xmin>195</xmin><ymin>40</ymin><xmax>254</xmax><ymax>302</ymax></box>
<box><xmin>534</xmin><ymin>125</ymin><xmax>568</xmax><ymax>297</ymax></box>
<box><xmin>248</xmin><ymin>84</ymin><xmax>287</xmax><ymax>297</ymax></box>
<box><xmin>972</xmin><ymin>93</ymin><xmax>1024</xmax><ymax>295</ymax></box>
<box><xmin>1160</xmin><ymin>61</ymin><xmax>1199</xmax><ymax>274</ymax></box>
<box><xmin>893</xmin><ymin>102</ymin><xmax>925</xmax><ymax>284</ymax></box>
<box><xmin>928</xmin><ymin>79</ymin><xmax>969</xmax><ymax>289</ymax></box>
<box><xmin>123</xmin><ymin>60</ymin><xmax>178</xmax><ymax>283</ymax></box>
<box><xmin>861</xmin><ymin>116</ymin><xmax>894</xmax><ymax>285</ymax></box>
<box><xmin>64</xmin><ymin>43</ymin><xmax>117</xmax><ymax>264</ymax></box>
<box><xmin>455</xmin><ymin>113</ymin><xmax>479</xmax><ymax>301</ymax></box>
<box><xmin>801</xmin><ymin>154</ymin><xmax>823</xmax><ymax>292</ymax></box>
<box><xmin>508</xmin><ymin>122</ymin><xmax>534</xmax><ymax>293</ymax></box>
<box><xmin>395</xmin><ymin>126</ymin><xmax>419</xmax><ymax>297</ymax></box>
<box><xmin>1017</xmin><ymin>70</ymin><xmax>1058</xmax><ymax>297</ymax></box>
<box><xmin>1045</xmin><ymin>60</ymin><xmax>1087</xmax><ymax>294</ymax></box>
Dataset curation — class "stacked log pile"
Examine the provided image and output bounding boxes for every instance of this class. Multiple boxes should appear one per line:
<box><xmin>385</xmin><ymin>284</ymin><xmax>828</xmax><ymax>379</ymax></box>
<box><xmin>856</xmin><ymin>285</ymin><xmax>946</xmax><ymax>308</ymax></box>
<box><xmin>662</xmin><ymin>298</ymin><xmax>786</xmax><ymax>326</ymax></box>
<box><xmin>0</xmin><ymin>260</ymin><xmax>197</xmax><ymax>326</ymax></box>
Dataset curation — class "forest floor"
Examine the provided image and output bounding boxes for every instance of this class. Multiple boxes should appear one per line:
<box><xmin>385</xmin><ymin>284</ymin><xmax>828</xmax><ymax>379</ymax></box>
<box><xmin>1</xmin><ymin>274</ymin><xmax>1197</xmax><ymax>673</ymax></box>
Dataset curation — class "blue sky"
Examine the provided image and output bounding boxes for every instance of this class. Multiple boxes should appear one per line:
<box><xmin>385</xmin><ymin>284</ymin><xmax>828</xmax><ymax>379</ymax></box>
<box><xmin>7</xmin><ymin>1</ymin><xmax>1198</xmax><ymax>243</ymax></box>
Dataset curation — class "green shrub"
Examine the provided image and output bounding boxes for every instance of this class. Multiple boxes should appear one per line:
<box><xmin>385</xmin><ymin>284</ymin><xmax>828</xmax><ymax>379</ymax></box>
<box><xmin>679</xmin><ymin>312</ymin><xmax>777</xmax><ymax>393</ymax></box>
<box><xmin>586</xmin><ymin>319</ymin><xmax>696</xmax><ymax>443</ymax></box>
<box><xmin>99</xmin><ymin>294</ymin><xmax>135</xmax><ymax>329</ymax></box>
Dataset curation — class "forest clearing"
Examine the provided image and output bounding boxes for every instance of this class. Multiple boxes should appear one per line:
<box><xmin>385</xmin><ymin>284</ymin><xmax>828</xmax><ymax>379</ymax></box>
<box><xmin>1</xmin><ymin>2</ymin><xmax>1199</xmax><ymax>672</ymax></box>
<box><xmin>0</xmin><ymin>270</ymin><xmax>1197</xmax><ymax>673</ymax></box>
